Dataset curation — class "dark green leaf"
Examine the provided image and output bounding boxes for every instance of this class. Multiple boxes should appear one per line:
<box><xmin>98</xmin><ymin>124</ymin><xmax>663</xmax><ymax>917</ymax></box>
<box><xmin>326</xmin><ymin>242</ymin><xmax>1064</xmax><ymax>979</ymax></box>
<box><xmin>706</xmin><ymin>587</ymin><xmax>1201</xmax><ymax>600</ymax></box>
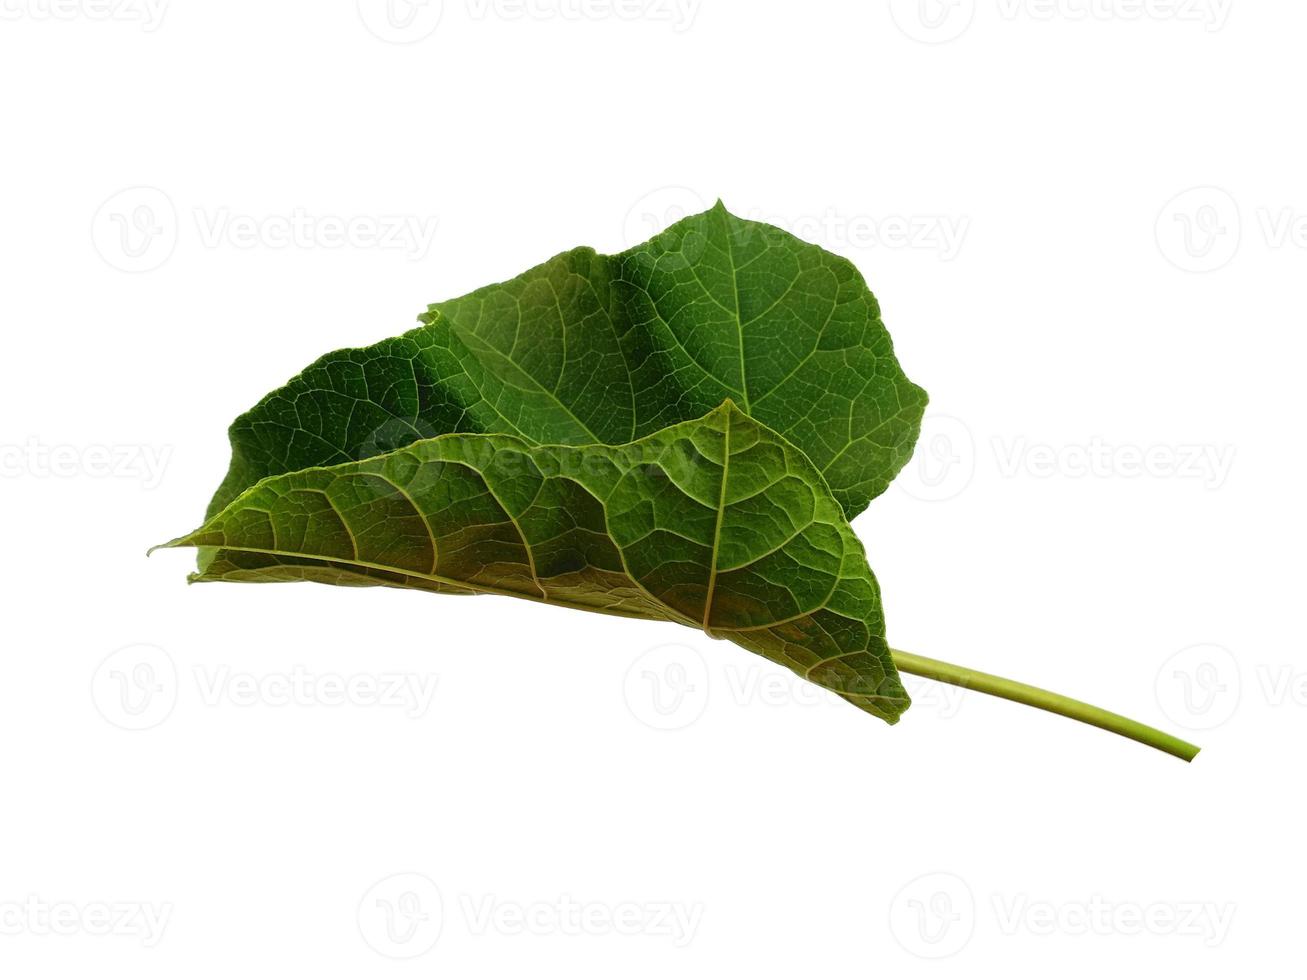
<box><xmin>207</xmin><ymin>202</ymin><xmax>926</xmax><ymax>526</ymax></box>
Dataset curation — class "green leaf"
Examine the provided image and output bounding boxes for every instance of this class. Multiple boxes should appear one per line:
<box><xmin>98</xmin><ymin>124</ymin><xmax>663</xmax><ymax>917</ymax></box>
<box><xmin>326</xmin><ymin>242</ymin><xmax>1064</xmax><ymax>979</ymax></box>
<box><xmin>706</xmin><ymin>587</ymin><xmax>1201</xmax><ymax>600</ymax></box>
<box><xmin>206</xmin><ymin>202</ymin><xmax>926</xmax><ymax>528</ymax></box>
<box><xmin>161</xmin><ymin>402</ymin><xmax>910</xmax><ymax>723</ymax></box>
<box><xmin>159</xmin><ymin>203</ymin><xmax>1203</xmax><ymax>758</ymax></box>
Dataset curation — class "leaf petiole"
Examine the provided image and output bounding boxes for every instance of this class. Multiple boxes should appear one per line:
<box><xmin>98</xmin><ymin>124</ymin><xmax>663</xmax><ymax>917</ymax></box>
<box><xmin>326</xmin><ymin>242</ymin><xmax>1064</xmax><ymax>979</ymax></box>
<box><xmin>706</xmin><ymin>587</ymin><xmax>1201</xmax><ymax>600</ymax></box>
<box><xmin>890</xmin><ymin>649</ymin><xmax>1201</xmax><ymax>762</ymax></box>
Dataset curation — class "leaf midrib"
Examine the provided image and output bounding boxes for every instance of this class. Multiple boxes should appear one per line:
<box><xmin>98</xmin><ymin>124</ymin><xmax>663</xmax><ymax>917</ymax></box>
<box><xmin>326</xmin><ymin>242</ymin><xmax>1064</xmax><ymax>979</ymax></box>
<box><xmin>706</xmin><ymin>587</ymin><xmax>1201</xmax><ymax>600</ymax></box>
<box><xmin>700</xmin><ymin>411</ymin><xmax>731</xmax><ymax>633</ymax></box>
<box><xmin>719</xmin><ymin>205</ymin><xmax>751</xmax><ymax>414</ymax></box>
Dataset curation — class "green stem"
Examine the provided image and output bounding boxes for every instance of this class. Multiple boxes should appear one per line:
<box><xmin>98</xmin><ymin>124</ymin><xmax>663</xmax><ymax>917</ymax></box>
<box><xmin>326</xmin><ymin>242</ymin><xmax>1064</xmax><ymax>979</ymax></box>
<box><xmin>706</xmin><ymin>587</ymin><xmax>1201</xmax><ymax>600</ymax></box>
<box><xmin>890</xmin><ymin>649</ymin><xmax>1200</xmax><ymax>763</ymax></box>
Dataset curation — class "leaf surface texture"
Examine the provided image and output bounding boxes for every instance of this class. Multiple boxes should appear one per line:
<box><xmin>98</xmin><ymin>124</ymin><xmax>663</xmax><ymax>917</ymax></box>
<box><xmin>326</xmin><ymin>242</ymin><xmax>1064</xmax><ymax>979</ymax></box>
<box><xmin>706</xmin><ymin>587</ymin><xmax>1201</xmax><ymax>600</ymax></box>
<box><xmin>165</xmin><ymin>403</ymin><xmax>909</xmax><ymax>722</ymax></box>
<box><xmin>208</xmin><ymin>203</ymin><xmax>926</xmax><ymax>522</ymax></box>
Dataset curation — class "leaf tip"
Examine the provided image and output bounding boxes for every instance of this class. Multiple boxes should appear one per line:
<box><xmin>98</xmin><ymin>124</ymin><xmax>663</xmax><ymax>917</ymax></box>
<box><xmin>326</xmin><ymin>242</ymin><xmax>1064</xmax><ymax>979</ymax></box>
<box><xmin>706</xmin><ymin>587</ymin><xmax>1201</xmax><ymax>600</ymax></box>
<box><xmin>148</xmin><ymin>534</ymin><xmax>195</xmax><ymax>558</ymax></box>
<box><xmin>713</xmin><ymin>397</ymin><xmax>746</xmax><ymax>426</ymax></box>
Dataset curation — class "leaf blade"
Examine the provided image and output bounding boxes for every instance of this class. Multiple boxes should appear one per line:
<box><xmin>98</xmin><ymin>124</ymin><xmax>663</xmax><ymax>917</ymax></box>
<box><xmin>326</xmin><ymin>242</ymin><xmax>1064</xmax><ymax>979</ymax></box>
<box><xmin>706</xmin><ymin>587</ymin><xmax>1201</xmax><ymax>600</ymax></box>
<box><xmin>205</xmin><ymin>203</ymin><xmax>927</xmax><ymax>526</ymax></box>
<box><xmin>163</xmin><ymin>403</ymin><xmax>909</xmax><ymax>722</ymax></box>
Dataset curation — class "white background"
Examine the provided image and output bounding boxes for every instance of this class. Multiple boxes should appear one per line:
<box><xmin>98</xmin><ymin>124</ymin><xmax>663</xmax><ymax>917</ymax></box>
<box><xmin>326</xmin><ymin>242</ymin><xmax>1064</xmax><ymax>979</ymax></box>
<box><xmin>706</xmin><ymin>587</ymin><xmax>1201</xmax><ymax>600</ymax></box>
<box><xmin>0</xmin><ymin>1</ymin><xmax>1301</xmax><ymax>976</ymax></box>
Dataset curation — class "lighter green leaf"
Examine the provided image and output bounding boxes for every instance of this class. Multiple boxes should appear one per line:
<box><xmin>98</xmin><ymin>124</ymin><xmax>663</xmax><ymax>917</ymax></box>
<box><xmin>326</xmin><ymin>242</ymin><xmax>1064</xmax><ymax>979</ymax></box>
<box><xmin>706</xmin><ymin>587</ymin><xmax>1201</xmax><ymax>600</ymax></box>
<box><xmin>161</xmin><ymin>402</ymin><xmax>909</xmax><ymax>723</ymax></box>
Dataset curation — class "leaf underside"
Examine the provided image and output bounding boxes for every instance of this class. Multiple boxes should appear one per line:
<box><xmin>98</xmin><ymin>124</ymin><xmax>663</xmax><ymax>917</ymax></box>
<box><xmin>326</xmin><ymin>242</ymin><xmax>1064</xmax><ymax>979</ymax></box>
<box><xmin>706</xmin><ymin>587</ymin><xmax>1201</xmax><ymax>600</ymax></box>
<box><xmin>167</xmin><ymin>204</ymin><xmax>928</xmax><ymax>725</ymax></box>
<box><xmin>164</xmin><ymin>404</ymin><xmax>909</xmax><ymax>722</ymax></box>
